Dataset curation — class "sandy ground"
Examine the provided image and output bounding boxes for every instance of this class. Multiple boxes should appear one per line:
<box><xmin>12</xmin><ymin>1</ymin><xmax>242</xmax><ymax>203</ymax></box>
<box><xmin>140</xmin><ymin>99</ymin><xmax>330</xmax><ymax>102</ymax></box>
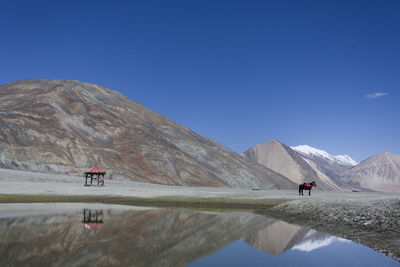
<box><xmin>0</xmin><ymin>168</ymin><xmax>299</xmax><ymax>200</ymax></box>
<box><xmin>0</xmin><ymin>168</ymin><xmax>395</xmax><ymax>200</ymax></box>
<box><xmin>0</xmin><ymin>168</ymin><xmax>399</xmax><ymax>261</ymax></box>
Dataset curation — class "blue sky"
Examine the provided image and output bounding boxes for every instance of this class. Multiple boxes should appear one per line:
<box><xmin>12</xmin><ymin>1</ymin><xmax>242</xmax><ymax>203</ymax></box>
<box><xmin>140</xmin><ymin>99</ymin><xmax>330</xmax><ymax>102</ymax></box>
<box><xmin>1</xmin><ymin>0</ymin><xmax>399</xmax><ymax>162</ymax></box>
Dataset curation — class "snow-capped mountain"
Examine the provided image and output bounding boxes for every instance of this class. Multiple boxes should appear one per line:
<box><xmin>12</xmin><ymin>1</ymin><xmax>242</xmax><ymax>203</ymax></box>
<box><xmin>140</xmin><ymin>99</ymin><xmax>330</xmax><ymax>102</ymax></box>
<box><xmin>291</xmin><ymin>145</ymin><xmax>357</xmax><ymax>166</ymax></box>
<box><xmin>245</xmin><ymin>141</ymin><xmax>400</xmax><ymax>193</ymax></box>
<box><xmin>243</xmin><ymin>140</ymin><xmax>345</xmax><ymax>191</ymax></box>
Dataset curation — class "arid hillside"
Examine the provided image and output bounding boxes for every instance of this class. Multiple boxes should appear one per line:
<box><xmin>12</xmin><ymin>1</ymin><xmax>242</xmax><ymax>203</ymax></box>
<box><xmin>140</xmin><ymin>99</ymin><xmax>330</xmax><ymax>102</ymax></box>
<box><xmin>340</xmin><ymin>152</ymin><xmax>400</xmax><ymax>193</ymax></box>
<box><xmin>0</xmin><ymin>79</ymin><xmax>294</xmax><ymax>188</ymax></box>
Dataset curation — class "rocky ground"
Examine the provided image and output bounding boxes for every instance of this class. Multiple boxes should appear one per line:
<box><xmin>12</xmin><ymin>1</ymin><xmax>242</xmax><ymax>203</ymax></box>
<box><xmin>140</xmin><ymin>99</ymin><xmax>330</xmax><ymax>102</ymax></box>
<box><xmin>262</xmin><ymin>194</ymin><xmax>400</xmax><ymax>261</ymax></box>
<box><xmin>0</xmin><ymin>168</ymin><xmax>399</xmax><ymax>261</ymax></box>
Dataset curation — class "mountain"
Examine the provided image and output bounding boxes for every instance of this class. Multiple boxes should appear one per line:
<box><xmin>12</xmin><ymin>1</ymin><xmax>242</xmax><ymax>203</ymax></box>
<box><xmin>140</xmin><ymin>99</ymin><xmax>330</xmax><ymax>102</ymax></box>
<box><xmin>0</xmin><ymin>79</ymin><xmax>295</xmax><ymax>188</ymax></box>
<box><xmin>340</xmin><ymin>152</ymin><xmax>400</xmax><ymax>193</ymax></box>
<box><xmin>291</xmin><ymin>145</ymin><xmax>357</xmax><ymax>166</ymax></box>
<box><xmin>291</xmin><ymin>144</ymin><xmax>357</xmax><ymax>188</ymax></box>
<box><xmin>243</xmin><ymin>140</ymin><xmax>344</xmax><ymax>191</ymax></box>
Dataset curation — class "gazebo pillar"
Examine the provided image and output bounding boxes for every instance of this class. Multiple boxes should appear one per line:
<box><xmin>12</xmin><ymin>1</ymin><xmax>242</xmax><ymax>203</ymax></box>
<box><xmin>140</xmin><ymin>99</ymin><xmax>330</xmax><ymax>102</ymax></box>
<box><xmin>85</xmin><ymin>174</ymin><xmax>89</xmax><ymax>186</ymax></box>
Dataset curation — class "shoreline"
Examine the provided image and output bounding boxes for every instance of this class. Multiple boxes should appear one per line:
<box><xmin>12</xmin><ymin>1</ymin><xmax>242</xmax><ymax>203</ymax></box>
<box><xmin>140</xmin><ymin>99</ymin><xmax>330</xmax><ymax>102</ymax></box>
<box><xmin>0</xmin><ymin>194</ymin><xmax>288</xmax><ymax>210</ymax></box>
<box><xmin>262</xmin><ymin>197</ymin><xmax>400</xmax><ymax>262</ymax></box>
<box><xmin>0</xmin><ymin>168</ymin><xmax>399</xmax><ymax>261</ymax></box>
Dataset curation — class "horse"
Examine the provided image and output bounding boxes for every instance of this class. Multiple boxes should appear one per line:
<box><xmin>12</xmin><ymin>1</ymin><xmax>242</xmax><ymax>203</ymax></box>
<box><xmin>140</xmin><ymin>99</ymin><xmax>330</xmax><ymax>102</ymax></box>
<box><xmin>299</xmin><ymin>181</ymin><xmax>316</xmax><ymax>196</ymax></box>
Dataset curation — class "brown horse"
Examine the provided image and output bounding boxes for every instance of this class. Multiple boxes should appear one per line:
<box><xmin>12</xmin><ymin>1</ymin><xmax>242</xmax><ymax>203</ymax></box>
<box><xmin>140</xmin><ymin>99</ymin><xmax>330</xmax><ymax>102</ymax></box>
<box><xmin>299</xmin><ymin>181</ymin><xmax>317</xmax><ymax>196</ymax></box>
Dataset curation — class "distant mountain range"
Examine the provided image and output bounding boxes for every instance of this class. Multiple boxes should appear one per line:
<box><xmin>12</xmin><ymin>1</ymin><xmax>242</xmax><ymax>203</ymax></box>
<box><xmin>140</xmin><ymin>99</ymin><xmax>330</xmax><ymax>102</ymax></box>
<box><xmin>243</xmin><ymin>141</ymin><xmax>345</xmax><ymax>191</ymax></box>
<box><xmin>0</xmin><ymin>79</ymin><xmax>294</xmax><ymax>189</ymax></box>
<box><xmin>244</xmin><ymin>141</ymin><xmax>400</xmax><ymax>193</ymax></box>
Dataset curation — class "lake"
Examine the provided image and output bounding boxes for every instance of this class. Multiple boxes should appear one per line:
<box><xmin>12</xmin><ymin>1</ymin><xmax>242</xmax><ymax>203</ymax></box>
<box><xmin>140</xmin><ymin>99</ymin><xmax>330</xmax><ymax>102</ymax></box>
<box><xmin>0</xmin><ymin>203</ymin><xmax>397</xmax><ymax>266</ymax></box>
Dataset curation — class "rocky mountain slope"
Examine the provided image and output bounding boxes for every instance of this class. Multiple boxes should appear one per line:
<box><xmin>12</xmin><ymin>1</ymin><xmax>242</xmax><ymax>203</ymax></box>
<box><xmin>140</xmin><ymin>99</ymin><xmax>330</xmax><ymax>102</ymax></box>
<box><xmin>0</xmin><ymin>79</ymin><xmax>295</xmax><ymax>188</ymax></box>
<box><xmin>340</xmin><ymin>152</ymin><xmax>400</xmax><ymax>193</ymax></box>
<box><xmin>243</xmin><ymin>140</ymin><xmax>344</xmax><ymax>191</ymax></box>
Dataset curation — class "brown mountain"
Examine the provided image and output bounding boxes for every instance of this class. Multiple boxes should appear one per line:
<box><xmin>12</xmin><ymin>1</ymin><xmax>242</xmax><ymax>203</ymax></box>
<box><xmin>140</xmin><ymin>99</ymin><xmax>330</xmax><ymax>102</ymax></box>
<box><xmin>340</xmin><ymin>152</ymin><xmax>400</xmax><ymax>193</ymax></box>
<box><xmin>0</xmin><ymin>79</ymin><xmax>294</xmax><ymax>188</ymax></box>
<box><xmin>243</xmin><ymin>140</ymin><xmax>344</xmax><ymax>191</ymax></box>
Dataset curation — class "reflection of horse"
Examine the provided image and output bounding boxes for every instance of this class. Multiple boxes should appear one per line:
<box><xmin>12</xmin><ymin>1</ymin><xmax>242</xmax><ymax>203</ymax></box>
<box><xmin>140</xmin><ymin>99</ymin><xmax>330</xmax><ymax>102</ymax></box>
<box><xmin>299</xmin><ymin>181</ymin><xmax>316</xmax><ymax>196</ymax></box>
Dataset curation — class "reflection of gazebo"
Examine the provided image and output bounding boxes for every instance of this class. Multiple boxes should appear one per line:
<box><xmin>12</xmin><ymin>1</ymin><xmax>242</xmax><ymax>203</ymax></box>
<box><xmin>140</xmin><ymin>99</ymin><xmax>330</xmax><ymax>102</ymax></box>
<box><xmin>82</xmin><ymin>209</ymin><xmax>104</xmax><ymax>230</ymax></box>
<box><xmin>84</xmin><ymin>166</ymin><xmax>106</xmax><ymax>186</ymax></box>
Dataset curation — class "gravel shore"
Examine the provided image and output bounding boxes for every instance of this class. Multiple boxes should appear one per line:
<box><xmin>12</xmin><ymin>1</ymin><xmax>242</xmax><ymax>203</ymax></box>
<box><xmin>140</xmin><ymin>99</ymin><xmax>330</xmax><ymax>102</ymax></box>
<box><xmin>261</xmin><ymin>194</ymin><xmax>400</xmax><ymax>261</ymax></box>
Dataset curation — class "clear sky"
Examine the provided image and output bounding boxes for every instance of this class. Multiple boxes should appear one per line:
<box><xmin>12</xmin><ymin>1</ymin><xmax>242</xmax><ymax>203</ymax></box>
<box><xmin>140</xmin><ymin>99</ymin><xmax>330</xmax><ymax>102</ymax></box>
<box><xmin>1</xmin><ymin>0</ymin><xmax>399</xmax><ymax>162</ymax></box>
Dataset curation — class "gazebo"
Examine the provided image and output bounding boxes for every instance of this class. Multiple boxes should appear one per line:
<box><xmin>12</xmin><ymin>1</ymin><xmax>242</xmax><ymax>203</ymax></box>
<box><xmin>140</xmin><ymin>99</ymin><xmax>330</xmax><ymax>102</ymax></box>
<box><xmin>84</xmin><ymin>166</ymin><xmax>106</xmax><ymax>186</ymax></box>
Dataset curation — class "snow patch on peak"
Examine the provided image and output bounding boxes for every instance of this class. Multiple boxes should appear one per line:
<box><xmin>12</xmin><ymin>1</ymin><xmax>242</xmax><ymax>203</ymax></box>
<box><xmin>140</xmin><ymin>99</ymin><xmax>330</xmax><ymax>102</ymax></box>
<box><xmin>335</xmin><ymin>155</ymin><xmax>358</xmax><ymax>166</ymax></box>
<box><xmin>290</xmin><ymin>145</ymin><xmax>357</xmax><ymax>166</ymax></box>
<box><xmin>291</xmin><ymin>145</ymin><xmax>334</xmax><ymax>160</ymax></box>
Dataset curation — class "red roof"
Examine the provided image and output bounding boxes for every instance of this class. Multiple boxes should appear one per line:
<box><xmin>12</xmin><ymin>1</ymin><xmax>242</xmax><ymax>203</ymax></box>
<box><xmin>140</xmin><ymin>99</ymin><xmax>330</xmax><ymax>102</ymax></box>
<box><xmin>84</xmin><ymin>223</ymin><xmax>103</xmax><ymax>230</ymax></box>
<box><xmin>84</xmin><ymin>166</ymin><xmax>106</xmax><ymax>174</ymax></box>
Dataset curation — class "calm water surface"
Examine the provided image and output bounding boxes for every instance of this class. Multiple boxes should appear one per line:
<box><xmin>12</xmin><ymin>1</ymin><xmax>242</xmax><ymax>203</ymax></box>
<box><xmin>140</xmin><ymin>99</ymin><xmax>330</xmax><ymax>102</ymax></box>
<box><xmin>0</xmin><ymin>203</ymin><xmax>397</xmax><ymax>266</ymax></box>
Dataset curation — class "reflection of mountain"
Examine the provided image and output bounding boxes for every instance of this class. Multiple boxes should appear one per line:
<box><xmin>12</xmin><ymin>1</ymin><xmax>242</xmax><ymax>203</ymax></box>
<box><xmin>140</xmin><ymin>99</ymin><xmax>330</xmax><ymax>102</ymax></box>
<box><xmin>0</xmin><ymin>207</ymin><xmax>338</xmax><ymax>266</ymax></box>
<box><xmin>0</xmin><ymin>209</ymin><xmax>267</xmax><ymax>267</ymax></box>
<box><xmin>292</xmin><ymin>234</ymin><xmax>350</xmax><ymax>252</ymax></box>
<box><xmin>242</xmin><ymin>220</ymin><xmax>333</xmax><ymax>255</ymax></box>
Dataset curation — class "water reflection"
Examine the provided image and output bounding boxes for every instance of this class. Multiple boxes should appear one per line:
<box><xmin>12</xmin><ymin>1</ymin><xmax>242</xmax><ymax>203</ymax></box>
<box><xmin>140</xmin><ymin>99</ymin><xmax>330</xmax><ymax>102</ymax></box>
<box><xmin>243</xmin><ymin>220</ymin><xmax>335</xmax><ymax>255</ymax></box>
<box><xmin>82</xmin><ymin>209</ymin><xmax>104</xmax><ymax>230</ymax></box>
<box><xmin>0</xmin><ymin>205</ymin><xmax>397</xmax><ymax>267</ymax></box>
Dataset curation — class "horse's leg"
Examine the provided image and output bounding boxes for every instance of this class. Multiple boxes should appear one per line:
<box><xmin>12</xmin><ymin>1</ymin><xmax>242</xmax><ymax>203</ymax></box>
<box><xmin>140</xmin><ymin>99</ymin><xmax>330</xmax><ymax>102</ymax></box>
<box><xmin>309</xmin><ymin>189</ymin><xmax>311</xmax><ymax>196</ymax></box>
<box><xmin>299</xmin><ymin>185</ymin><xmax>301</xmax><ymax>196</ymax></box>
